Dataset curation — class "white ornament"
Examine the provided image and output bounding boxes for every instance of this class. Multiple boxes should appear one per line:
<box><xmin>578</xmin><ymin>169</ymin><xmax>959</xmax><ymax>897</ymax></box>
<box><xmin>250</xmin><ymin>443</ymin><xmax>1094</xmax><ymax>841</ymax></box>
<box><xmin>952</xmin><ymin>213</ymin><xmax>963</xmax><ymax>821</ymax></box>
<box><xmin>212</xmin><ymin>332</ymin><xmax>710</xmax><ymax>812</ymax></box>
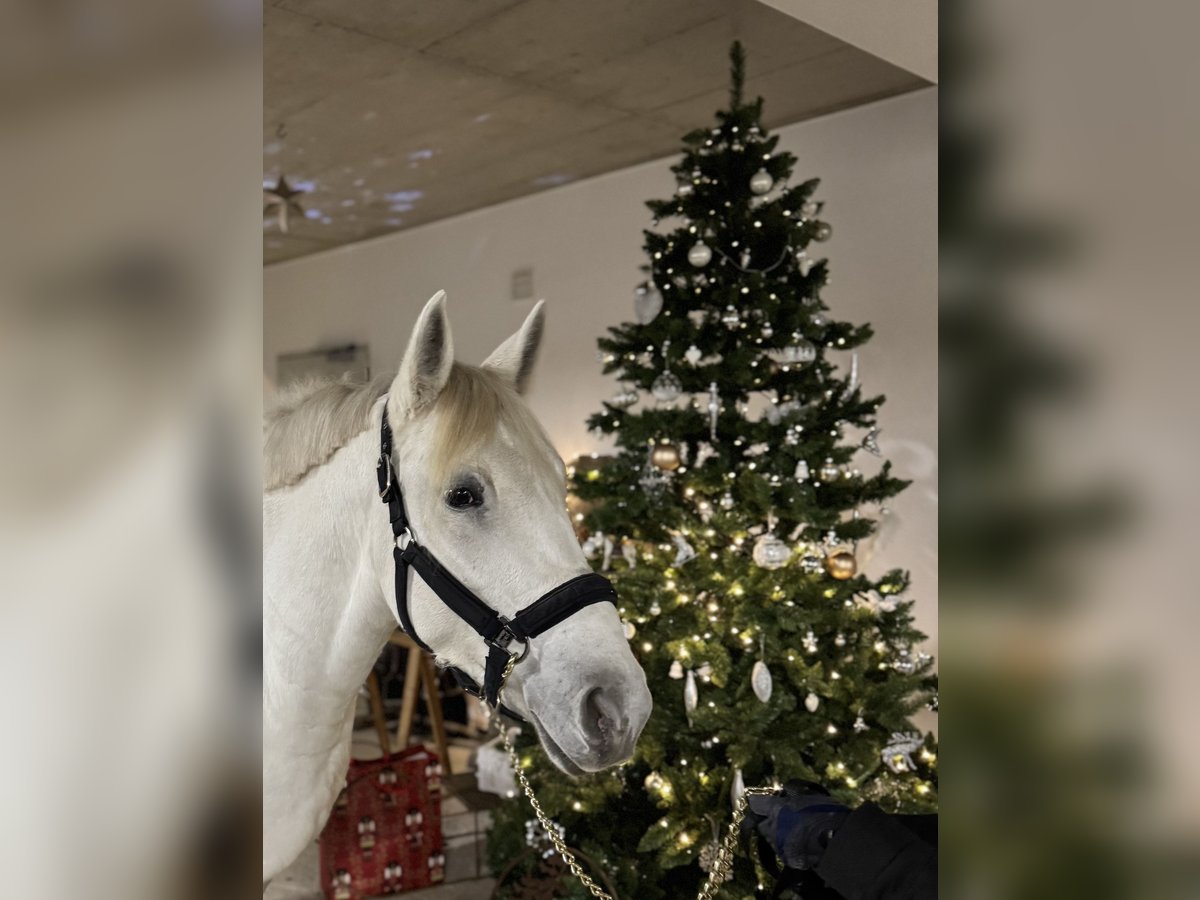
<box><xmin>694</xmin><ymin>442</ymin><xmax>717</xmax><ymax>468</ymax></box>
<box><xmin>805</xmin><ymin>692</ymin><xmax>820</xmax><ymax>713</ymax></box>
<box><xmin>611</xmin><ymin>386</ymin><xmax>639</xmax><ymax>409</ymax></box>
<box><xmin>688</xmin><ymin>241</ymin><xmax>712</xmax><ymax>268</ymax></box>
<box><xmin>669</xmin><ymin>660</ymin><xmax>684</xmax><ymax>679</ymax></box>
<box><xmin>671</xmin><ymin>532</ymin><xmax>697</xmax><ymax>566</ymax></box>
<box><xmin>730</xmin><ymin>768</ymin><xmax>746</xmax><ymax>808</ymax></box>
<box><xmin>622</xmin><ymin>620</ymin><xmax>636</xmax><ymax>640</ymax></box>
<box><xmin>707</xmin><ymin>382</ymin><xmax>720</xmax><ymax>439</ymax></box>
<box><xmin>751</xmin><ymin>660</ymin><xmax>773</xmax><ymax>703</ymax></box>
<box><xmin>684</xmin><ymin>669</ymin><xmax>698</xmax><ymax>714</ymax></box>
<box><xmin>684</xmin><ymin>344</ymin><xmax>703</xmax><ymax>365</ymax></box>
<box><xmin>651</xmin><ymin>371</ymin><xmax>682</xmax><ymax>404</ymax></box>
<box><xmin>802</xmin><ymin>630</ymin><xmax>818</xmax><ymax>653</ymax></box>
<box><xmin>794</xmin><ymin>460</ymin><xmax>810</xmax><ymax>481</ymax></box>
<box><xmin>634</xmin><ymin>286</ymin><xmax>663</xmax><ymax>324</ymax></box>
<box><xmin>771</xmin><ymin>339</ymin><xmax>817</xmax><ymax>366</ymax></box>
<box><xmin>853</xmin><ymin>716</ymin><xmax>869</xmax><ymax>733</ymax></box>
<box><xmin>743</xmin><ymin>442</ymin><xmax>769</xmax><ymax>457</ymax></box>
<box><xmin>752</xmin><ymin>533</ymin><xmax>792</xmax><ymax>570</ymax></box>
<box><xmin>844</xmin><ymin>352</ymin><xmax>859</xmax><ymax>398</ymax></box>
<box><xmin>797</xmin><ymin>252</ymin><xmax>815</xmax><ymax>276</ymax></box>
<box><xmin>621</xmin><ymin>540</ymin><xmax>638</xmax><ymax>569</ymax></box>
<box><xmin>749</xmin><ymin>168</ymin><xmax>774</xmax><ymax>195</ymax></box>
<box><xmin>882</xmin><ymin>732</ymin><xmax>924</xmax><ymax>773</ymax></box>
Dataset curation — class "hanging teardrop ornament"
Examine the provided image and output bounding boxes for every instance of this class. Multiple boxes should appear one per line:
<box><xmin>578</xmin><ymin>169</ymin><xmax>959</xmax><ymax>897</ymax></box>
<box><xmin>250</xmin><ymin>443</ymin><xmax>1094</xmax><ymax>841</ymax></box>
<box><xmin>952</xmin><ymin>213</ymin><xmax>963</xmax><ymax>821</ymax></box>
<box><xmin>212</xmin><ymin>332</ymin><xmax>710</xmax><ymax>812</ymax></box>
<box><xmin>751</xmin><ymin>660</ymin><xmax>773</xmax><ymax>704</ymax></box>
<box><xmin>684</xmin><ymin>668</ymin><xmax>698</xmax><ymax>715</ymax></box>
<box><xmin>730</xmin><ymin>767</ymin><xmax>746</xmax><ymax>808</ymax></box>
<box><xmin>805</xmin><ymin>691</ymin><xmax>820</xmax><ymax>713</ymax></box>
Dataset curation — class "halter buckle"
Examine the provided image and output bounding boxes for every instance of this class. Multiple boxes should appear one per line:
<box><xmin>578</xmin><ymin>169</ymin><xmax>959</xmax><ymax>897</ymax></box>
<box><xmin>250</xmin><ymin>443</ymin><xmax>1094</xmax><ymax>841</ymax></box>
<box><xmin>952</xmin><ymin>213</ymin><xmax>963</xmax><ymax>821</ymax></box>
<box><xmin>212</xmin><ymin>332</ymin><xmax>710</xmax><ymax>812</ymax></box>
<box><xmin>489</xmin><ymin>617</ymin><xmax>531</xmax><ymax>663</ymax></box>
<box><xmin>376</xmin><ymin>455</ymin><xmax>394</xmax><ymax>500</ymax></box>
<box><xmin>395</xmin><ymin>527</ymin><xmax>413</xmax><ymax>551</ymax></box>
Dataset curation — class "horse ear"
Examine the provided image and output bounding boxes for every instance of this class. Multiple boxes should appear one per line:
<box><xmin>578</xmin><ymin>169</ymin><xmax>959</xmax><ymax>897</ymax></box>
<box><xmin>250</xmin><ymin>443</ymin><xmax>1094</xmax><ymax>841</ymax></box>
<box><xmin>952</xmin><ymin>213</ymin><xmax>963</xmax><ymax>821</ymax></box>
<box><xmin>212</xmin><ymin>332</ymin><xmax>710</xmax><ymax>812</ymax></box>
<box><xmin>482</xmin><ymin>300</ymin><xmax>545</xmax><ymax>394</ymax></box>
<box><xmin>390</xmin><ymin>290</ymin><xmax>454</xmax><ymax>418</ymax></box>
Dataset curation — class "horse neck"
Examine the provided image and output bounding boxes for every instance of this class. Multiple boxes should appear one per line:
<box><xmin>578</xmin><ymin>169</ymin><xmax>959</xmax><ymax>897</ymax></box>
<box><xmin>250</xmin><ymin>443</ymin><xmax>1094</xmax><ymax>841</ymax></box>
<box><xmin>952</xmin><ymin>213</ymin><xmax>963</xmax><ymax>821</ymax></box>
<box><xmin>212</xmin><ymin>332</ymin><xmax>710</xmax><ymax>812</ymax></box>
<box><xmin>264</xmin><ymin>422</ymin><xmax>395</xmax><ymax>736</ymax></box>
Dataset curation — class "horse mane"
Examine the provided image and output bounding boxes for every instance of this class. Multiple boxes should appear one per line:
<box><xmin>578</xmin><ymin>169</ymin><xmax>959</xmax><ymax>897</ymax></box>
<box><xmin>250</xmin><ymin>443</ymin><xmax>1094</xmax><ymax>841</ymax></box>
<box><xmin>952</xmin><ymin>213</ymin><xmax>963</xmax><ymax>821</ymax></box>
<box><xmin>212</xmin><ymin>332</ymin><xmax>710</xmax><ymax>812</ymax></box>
<box><xmin>264</xmin><ymin>364</ymin><xmax>557</xmax><ymax>492</ymax></box>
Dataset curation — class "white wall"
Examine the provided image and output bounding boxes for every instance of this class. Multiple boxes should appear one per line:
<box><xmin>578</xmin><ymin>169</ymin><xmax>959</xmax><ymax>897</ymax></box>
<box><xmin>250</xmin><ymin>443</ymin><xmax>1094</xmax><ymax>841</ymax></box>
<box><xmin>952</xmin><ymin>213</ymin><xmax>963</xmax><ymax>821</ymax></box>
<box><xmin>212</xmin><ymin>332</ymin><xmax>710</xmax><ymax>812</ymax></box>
<box><xmin>265</xmin><ymin>87</ymin><xmax>938</xmax><ymax>651</ymax></box>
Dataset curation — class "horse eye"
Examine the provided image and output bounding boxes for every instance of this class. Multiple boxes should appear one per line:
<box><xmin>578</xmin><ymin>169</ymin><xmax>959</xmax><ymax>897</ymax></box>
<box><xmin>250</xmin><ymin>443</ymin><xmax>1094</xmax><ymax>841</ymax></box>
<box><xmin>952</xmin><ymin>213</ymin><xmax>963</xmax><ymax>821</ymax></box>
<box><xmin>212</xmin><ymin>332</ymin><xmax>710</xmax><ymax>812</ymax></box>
<box><xmin>445</xmin><ymin>485</ymin><xmax>482</xmax><ymax>510</ymax></box>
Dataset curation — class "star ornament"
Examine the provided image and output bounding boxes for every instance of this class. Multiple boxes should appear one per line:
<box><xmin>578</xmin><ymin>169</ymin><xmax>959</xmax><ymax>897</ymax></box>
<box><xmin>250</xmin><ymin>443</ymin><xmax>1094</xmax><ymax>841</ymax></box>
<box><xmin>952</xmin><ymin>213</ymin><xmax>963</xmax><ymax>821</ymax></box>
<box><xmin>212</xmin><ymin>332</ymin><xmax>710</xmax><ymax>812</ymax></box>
<box><xmin>263</xmin><ymin>175</ymin><xmax>307</xmax><ymax>233</ymax></box>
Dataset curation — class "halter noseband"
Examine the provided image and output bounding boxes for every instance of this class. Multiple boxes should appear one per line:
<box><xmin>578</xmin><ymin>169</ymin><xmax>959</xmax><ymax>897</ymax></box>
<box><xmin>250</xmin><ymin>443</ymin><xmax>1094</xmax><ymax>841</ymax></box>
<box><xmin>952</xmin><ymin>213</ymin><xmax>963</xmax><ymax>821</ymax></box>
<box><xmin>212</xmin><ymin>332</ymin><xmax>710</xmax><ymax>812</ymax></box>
<box><xmin>376</xmin><ymin>403</ymin><xmax>619</xmax><ymax>712</ymax></box>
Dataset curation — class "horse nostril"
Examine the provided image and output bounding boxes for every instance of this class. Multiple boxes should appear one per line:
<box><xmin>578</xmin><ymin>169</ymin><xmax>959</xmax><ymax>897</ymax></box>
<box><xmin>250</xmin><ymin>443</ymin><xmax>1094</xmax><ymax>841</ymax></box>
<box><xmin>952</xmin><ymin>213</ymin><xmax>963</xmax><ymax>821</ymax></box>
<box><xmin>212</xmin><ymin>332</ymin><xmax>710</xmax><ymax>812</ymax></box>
<box><xmin>582</xmin><ymin>686</ymin><xmax>621</xmax><ymax>742</ymax></box>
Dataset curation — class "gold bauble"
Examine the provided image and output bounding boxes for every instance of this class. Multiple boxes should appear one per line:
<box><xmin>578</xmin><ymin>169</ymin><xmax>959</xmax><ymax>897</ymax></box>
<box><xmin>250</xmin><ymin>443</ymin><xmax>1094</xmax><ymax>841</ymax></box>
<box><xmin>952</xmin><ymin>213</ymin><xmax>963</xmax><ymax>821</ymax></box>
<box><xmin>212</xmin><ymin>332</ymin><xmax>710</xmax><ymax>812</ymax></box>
<box><xmin>823</xmin><ymin>546</ymin><xmax>857</xmax><ymax>580</ymax></box>
<box><xmin>651</xmin><ymin>442</ymin><xmax>682</xmax><ymax>471</ymax></box>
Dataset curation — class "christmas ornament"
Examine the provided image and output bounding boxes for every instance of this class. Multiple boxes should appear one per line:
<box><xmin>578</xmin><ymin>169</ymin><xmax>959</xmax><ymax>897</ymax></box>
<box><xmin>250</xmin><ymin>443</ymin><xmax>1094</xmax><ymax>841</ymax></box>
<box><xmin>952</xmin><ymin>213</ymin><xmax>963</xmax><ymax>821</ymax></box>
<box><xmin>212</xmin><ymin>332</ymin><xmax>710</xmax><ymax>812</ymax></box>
<box><xmin>651</xmin><ymin>371</ymin><xmax>682</xmax><ymax>404</ymax></box>
<box><xmin>853</xmin><ymin>716</ymin><xmax>869</xmax><ymax>733</ymax></box>
<box><xmin>811</xmin><ymin>312</ymin><xmax>829</xmax><ymax>329</ymax></box>
<box><xmin>893</xmin><ymin>649</ymin><xmax>917</xmax><ymax>675</ymax></box>
<box><xmin>687</xmin><ymin>241</ymin><xmax>712</xmax><ymax>267</ymax></box>
<box><xmin>671</xmin><ymin>532</ymin><xmax>697</xmax><ymax>566</ymax></box>
<box><xmin>698</xmin><ymin>840</ymin><xmax>733</xmax><ymax>882</ymax></box>
<box><xmin>610</xmin><ymin>386</ymin><xmax>639</xmax><ymax>409</ymax></box>
<box><xmin>684</xmin><ymin>344</ymin><xmax>702</xmax><ymax>365</ymax></box>
<box><xmin>751</xmin><ymin>659</ymin><xmax>773</xmax><ymax>703</ymax></box>
<box><xmin>794</xmin><ymin>460</ymin><xmax>811</xmax><ymax>481</ymax></box>
<box><xmin>677</xmin><ymin>181</ymin><xmax>693</xmax><ymax>197</ymax></box>
<box><xmin>719</xmin><ymin>491</ymin><xmax>735</xmax><ymax>510</ymax></box>
<box><xmin>651</xmin><ymin>341</ymin><xmax>682</xmax><ymax>403</ymax></box>
<box><xmin>772</xmin><ymin>337</ymin><xmax>817</xmax><ymax>366</ymax></box>
<box><xmin>707</xmin><ymin>382</ymin><xmax>720</xmax><ymax>440</ymax></box>
<box><xmin>824</xmin><ymin>546</ymin><xmax>857</xmax><ymax>580</ymax></box>
<box><xmin>800</xmin><ymin>550</ymin><xmax>824</xmax><ymax>573</ymax></box>
<box><xmin>684</xmin><ymin>668</ymin><xmax>698</xmax><ymax>714</ymax></box>
<box><xmin>813</xmin><ymin>221</ymin><xmax>833</xmax><ymax>242</ymax></box>
<box><xmin>622</xmin><ymin>620</ymin><xmax>636</xmax><ymax>640</ymax></box>
<box><xmin>720</xmin><ymin>305</ymin><xmax>740</xmax><ymax>330</ymax></box>
<box><xmin>669</xmin><ymin>660</ymin><xmax>684</xmax><ymax>679</ymax></box>
<box><xmin>752</xmin><ymin>532</ymin><xmax>792</xmax><ymax>570</ymax></box>
<box><xmin>749</xmin><ymin>168</ymin><xmax>774</xmax><ymax>195</ymax></box>
<box><xmin>730</xmin><ymin>768</ymin><xmax>745</xmax><ymax>808</ymax></box>
<box><xmin>634</xmin><ymin>285</ymin><xmax>663</xmax><ymax>324</ymax></box>
<box><xmin>650</xmin><ymin>442</ymin><xmax>682</xmax><ymax>471</ymax></box>
<box><xmin>796</xmin><ymin>251</ymin><xmax>815</xmax><ymax>276</ymax></box>
<box><xmin>644</xmin><ymin>771</ymin><xmax>666</xmax><ymax>793</ymax></box>
<box><xmin>881</xmin><ymin>732</ymin><xmax>924</xmax><ymax>773</ymax></box>
<box><xmin>761</xmin><ymin>321</ymin><xmax>774</xmax><ymax>339</ymax></box>
<box><xmin>804</xmin><ymin>692</ymin><xmax>820</xmax><ymax>713</ymax></box>
<box><xmin>819</xmin><ymin>459</ymin><xmax>842</xmax><ymax>481</ymax></box>
<box><xmin>621</xmin><ymin>540</ymin><xmax>639</xmax><ymax>569</ymax></box>
<box><xmin>862</xmin><ymin>426</ymin><xmax>882</xmax><ymax>456</ymax></box>
<box><xmin>694</xmin><ymin>441</ymin><xmax>717</xmax><ymax>467</ymax></box>
<box><xmin>834</xmin><ymin>633</ymin><xmax>847</xmax><ymax>647</ymax></box>
<box><xmin>263</xmin><ymin>173</ymin><xmax>306</xmax><ymax>233</ymax></box>
<box><xmin>844</xmin><ymin>352</ymin><xmax>859</xmax><ymax>398</ymax></box>
<box><xmin>802</xmin><ymin>630</ymin><xmax>818</xmax><ymax>653</ymax></box>
<box><xmin>649</xmin><ymin>601</ymin><xmax>661</xmax><ymax>616</ymax></box>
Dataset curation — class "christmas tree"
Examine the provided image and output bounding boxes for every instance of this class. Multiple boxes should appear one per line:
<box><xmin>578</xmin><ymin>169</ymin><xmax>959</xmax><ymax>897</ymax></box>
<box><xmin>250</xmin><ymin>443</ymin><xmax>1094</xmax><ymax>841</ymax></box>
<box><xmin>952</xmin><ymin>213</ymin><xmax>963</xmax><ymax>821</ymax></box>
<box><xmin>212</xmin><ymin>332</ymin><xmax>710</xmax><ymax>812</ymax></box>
<box><xmin>488</xmin><ymin>43</ymin><xmax>937</xmax><ymax>899</ymax></box>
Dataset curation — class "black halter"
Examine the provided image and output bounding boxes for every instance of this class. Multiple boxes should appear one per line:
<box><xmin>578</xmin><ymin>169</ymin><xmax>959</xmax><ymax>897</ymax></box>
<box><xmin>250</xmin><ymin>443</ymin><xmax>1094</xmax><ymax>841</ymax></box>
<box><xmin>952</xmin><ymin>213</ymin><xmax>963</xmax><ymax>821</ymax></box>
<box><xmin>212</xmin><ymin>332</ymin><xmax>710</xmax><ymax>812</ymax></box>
<box><xmin>375</xmin><ymin>404</ymin><xmax>619</xmax><ymax>711</ymax></box>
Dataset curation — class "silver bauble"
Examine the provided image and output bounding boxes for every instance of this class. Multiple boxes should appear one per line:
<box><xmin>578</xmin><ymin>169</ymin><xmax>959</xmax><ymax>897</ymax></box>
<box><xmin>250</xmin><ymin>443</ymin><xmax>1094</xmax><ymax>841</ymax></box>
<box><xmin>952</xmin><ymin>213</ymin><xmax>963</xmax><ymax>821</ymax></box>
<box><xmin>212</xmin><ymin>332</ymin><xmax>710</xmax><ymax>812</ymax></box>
<box><xmin>719</xmin><ymin>491</ymin><xmax>735</xmax><ymax>510</ymax></box>
<box><xmin>749</xmin><ymin>168</ymin><xmax>774</xmax><ymax>195</ymax></box>
<box><xmin>721</xmin><ymin>305</ymin><xmax>741</xmax><ymax>330</ymax></box>
<box><xmin>751</xmin><ymin>660</ymin><xmax>773</xmax><ymax>703</ymax></box>
<box><xmin>772</xmin><ymin>339</ymin><xmax>817</xmax><ymax>365</ymax></box>
<box><xmin>752</xmin><ymin>533</ymin><xmax>792</xmax><ymax>570</ymax></box>
<box><xmin>611</xmin><ymin>386</ymin><xmax>639</xmax><ymax>409</ymax></box>
<box><xmin>813</xmin><ymin>221</ymin><xmax>833</xmax><ymax>242</ymax></box>
<box><xmin>687</xmin><ymin>241</ymin><xmax>713</xmax><ymax>267</ymax></box>
<box><xmin>634</xmin><ymin>286</ymin><xmax>663</xmax><ymax>324</ymax></box>
<box><xmin>651</xmin><ymin>370</ymin><xmax>682</xmax><ymax>403</ymax></box>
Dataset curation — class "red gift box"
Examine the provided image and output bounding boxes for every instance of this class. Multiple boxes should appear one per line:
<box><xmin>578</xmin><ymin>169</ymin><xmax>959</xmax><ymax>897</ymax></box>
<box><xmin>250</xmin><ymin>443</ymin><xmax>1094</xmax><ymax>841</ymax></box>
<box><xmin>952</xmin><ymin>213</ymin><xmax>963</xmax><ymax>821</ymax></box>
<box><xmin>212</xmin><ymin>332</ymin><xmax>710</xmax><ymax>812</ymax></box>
<box><xmin>319</xmin><ymin>745</ymin><xmax>445</xmax><ymax>898</ymax></box>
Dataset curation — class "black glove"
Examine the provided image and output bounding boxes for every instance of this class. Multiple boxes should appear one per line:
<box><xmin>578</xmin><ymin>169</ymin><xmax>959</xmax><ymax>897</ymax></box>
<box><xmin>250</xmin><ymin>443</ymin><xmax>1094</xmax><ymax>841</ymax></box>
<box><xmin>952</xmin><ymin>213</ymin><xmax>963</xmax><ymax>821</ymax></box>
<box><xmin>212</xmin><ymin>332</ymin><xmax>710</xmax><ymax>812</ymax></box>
<box><xmin>742</xmin><ymin>781</ymin><xmax>850</xmax><ymax>871</ymax></box>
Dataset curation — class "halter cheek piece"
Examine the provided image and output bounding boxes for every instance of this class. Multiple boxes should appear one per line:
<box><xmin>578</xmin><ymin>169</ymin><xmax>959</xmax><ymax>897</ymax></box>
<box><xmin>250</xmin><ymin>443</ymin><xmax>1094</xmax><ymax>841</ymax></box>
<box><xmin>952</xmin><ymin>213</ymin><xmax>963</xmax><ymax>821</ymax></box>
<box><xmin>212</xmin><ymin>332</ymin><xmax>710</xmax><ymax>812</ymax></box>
<box><xmin>376</xmin><ymin>404</ymin><xmax>619</xmax><ymax>713</ymax></box>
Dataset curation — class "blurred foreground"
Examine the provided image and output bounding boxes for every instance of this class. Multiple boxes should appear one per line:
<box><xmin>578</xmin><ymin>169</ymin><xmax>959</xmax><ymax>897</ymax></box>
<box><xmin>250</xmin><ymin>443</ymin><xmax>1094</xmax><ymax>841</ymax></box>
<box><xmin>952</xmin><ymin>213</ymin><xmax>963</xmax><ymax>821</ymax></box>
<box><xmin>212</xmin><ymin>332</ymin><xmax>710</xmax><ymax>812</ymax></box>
<box><xmin>2</xmin><ymin>0</ymin><xmax>1200</xmax><ymax>897</ymax></box>
<box><xmin>0</xmin><ymin>1</ymin><xmax>261</xmax><ymax>898</ymax></box>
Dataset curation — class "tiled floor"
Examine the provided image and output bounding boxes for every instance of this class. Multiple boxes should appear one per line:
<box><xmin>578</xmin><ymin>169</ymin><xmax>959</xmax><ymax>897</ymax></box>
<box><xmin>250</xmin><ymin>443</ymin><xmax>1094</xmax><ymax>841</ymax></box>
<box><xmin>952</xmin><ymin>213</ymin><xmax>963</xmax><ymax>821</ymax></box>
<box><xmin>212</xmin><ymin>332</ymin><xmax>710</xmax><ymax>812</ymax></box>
<box><xmin>265</xmin><ymin>727</ymin><xmax>498</xmax><ymax>900</ymax></box>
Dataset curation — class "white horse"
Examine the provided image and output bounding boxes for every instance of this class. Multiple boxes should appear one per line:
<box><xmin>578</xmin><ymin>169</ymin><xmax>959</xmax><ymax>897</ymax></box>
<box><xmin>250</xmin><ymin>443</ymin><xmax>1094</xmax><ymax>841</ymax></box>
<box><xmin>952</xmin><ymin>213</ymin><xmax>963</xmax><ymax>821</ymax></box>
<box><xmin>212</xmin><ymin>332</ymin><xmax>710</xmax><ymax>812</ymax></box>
<box><xmin>263</xmin><ymin>292</ymin><xmax>652</xmax><ymax>881</ymax></box>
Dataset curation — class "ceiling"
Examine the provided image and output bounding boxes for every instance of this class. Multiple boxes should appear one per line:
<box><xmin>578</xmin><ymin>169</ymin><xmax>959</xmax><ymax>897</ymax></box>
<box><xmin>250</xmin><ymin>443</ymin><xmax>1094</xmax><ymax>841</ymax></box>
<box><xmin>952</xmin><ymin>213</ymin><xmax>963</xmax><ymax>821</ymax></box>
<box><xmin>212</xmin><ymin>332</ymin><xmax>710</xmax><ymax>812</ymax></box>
<box><xmin>264</xmin><ymin>0</ymin><xmax>927</xmax><ymax>265</ymax></box>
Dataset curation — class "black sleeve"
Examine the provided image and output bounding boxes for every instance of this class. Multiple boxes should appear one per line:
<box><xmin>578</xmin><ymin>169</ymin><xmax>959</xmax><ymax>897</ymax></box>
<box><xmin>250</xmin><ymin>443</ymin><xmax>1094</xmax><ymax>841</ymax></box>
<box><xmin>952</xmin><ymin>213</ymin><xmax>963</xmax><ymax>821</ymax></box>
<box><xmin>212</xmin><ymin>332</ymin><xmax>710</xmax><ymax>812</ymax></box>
<box><xmin>813</xmin><ymin>803</ymin><xmax>937</xmax><ymax>900</ymax></box>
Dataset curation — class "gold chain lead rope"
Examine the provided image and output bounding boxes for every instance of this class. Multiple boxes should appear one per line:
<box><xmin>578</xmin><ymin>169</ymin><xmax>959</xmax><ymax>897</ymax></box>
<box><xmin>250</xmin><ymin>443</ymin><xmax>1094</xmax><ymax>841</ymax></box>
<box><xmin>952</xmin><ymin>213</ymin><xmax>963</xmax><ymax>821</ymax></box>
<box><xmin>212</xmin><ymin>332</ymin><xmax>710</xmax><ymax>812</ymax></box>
<box><xmin>493</xmin><ymin>655</ymin><xmax>773</xmax><ymax>899</ymax></box>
